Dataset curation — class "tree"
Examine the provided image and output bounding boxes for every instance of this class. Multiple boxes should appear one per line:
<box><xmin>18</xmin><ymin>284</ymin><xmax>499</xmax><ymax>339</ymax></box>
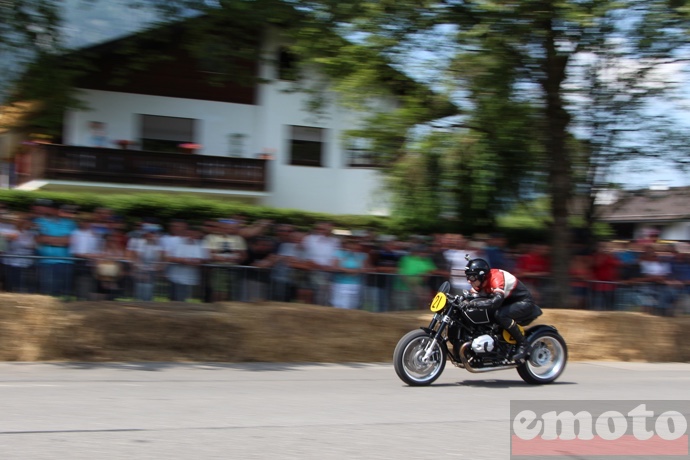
<box><xmin>570</xmin><ymin>20</ymin><xmax>690</xmax><ymax>243</ymax></box>
<box><xmin>0</xmin><ymin>0</ymin><xmax>63</xmax><ymax>94</ymax></box>
<box><xmin>0</xmin><ymin>0</ymin><xmax>68</xmax><ymax>136</ymax></box>
<box><xmin>287</xmin><ymin>0</ymin><xmax>690</xmax><ymax>305</ymax></box>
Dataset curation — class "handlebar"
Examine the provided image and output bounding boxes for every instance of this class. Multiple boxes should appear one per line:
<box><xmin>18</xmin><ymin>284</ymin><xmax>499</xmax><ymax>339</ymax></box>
<box><xmin>448</xmin><ymin>293</ymin><xmax>468</xmax><ymax>310</ymax></box>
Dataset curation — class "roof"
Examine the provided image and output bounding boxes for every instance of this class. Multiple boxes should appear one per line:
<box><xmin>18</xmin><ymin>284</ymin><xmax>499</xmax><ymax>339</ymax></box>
<box><xmin>597</xmin><ymin>186</ymin><xmax>690</xmax><ymax>223</ymax></box>
<box><xmin>67</xmin><ymin>14</ymin><xmax>458</xmax><ymax>121</ymax></box>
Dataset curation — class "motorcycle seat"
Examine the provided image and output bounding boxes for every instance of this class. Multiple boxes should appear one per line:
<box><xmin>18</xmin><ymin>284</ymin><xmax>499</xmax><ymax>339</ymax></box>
<box><xmin>516</xmin><ymin>304</ymin><xmax>543</xmax><ymax>326</ymax></box>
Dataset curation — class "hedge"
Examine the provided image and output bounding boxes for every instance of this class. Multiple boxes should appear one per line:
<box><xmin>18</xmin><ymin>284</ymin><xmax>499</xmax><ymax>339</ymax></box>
<box><xmin>0</xmin><ymin>190</ymin><xmax>394</xmax><ymax>234</ymax></box>
<box><xmin>0</xmin><ymin>190</ymin><xmax>560</xmax><ymax>243</ymax></box>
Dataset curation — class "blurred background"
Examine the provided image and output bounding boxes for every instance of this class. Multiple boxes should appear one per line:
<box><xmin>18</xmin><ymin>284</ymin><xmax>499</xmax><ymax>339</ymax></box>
<box><xmin>0</xmin><ymin>0</ymin><xmax>689</xmax><ymax>308</ymax></box>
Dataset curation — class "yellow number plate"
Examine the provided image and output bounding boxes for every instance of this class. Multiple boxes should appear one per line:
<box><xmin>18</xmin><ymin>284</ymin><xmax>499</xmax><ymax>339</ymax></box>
<box><xmin>430</xmin><ymin>292</ymin><xmax>447</xmax><ymax>312</ymax></box>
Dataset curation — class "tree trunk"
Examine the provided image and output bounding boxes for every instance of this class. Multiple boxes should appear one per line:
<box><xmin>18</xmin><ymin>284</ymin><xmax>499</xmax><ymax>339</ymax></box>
<box><xmin>543</xmin><ymin>24</ymin><xmax>572</xmax><ymax>308</ymax></box>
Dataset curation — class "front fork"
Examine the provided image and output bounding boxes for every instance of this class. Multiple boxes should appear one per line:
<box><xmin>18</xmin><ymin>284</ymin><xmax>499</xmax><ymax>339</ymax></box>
<box><xmin>421</xmin><ymin>313</ymin><xmax>450</xmax><ymax>362</ymax></box>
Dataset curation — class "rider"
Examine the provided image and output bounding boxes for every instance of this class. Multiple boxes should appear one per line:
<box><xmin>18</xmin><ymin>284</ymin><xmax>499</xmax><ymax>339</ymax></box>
<box><xmin>463</xmin><ymin>258</ymin><xmax>542</xmax><ymax>362</ymax></box>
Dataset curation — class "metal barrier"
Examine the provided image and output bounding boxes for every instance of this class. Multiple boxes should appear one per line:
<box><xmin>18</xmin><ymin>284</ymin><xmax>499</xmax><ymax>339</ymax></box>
<box><xmin>1</xmin><ymin>256</ymin><xmax>689</xmax><ymax>315</ymax></box>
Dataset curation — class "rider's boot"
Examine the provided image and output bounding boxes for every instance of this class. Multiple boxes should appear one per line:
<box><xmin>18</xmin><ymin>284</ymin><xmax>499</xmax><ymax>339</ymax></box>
<box><xmin>506</xmin><ymin>321</ymin><xmax>528</xmax><ymax>362</ymax></box>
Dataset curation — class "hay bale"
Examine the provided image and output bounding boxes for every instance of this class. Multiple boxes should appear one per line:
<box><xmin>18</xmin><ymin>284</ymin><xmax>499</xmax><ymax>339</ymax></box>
<box><xmin>0</xmin><ymin>294</ymin><xmax>688</xmax><ymax>363</ymax></box>
<box><xmin>536</xmin><ymin>309</ymin><xmax>690</xmax><ymax>362</ymax></box>
<box><xmin>0</xmin><ymin>294</ymin><xmax>60</xmax><ymax>361</ymax></box>
<box><xmin>216</xmin><ymin>303</ymin><xmax>426</xmax><ymax>362</ymax></box>
<box><xmin>43</xmin><ymin>302</ymin><xmax>244</xmax><ymax>362</ymax></box>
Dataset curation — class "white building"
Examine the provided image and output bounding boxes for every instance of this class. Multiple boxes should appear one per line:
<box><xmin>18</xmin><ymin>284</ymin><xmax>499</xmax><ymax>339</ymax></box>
<box><xmin>9</xmin><ymin>23</ymin><xmax>451</xmax><ymax>216</ymax></box>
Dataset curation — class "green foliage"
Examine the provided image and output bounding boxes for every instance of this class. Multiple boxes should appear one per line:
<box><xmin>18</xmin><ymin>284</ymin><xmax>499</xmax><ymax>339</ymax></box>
<box><xmin>497</xmin><ymin>210</ymin><xmax>548</xmax><ymax>231</ymax></box>
<box><xmin>385</xmin><ymin>106</ymin><xmax>545</xmax><ymax>235</ymax></box>
<box><xmin>0</xmin><ymin>0</ymin><xmax>63</xmax><ymax>76</ymax></box>
<box><xmin>0</xmin><ymin>190</ymin><xmax>395</xmax><ymax>233</ymax></box>
<box><xmin>5</xmin><ymin>52</ymin><xmax>90</xmax><ymax>139</ymax></box>
<box><xmin>0</xmin><ymin>0</ymin><xmax>84</xmax><ymax>137</ymax></box>
<box><xmin>0</xmin><ymin>187</ymin><xmax>611</xmax><ymax>246</ymax></box>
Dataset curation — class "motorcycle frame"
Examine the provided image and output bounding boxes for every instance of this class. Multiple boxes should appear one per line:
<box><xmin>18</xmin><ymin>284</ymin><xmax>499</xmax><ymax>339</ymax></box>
<box><xmin>421</xmin><ymin>291</ymin><xmax>558</xmax><ymax>373</ymax></box>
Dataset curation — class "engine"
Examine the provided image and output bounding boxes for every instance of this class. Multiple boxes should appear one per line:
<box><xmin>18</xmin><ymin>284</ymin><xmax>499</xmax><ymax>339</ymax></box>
<box><xmin>471</xmin><ymin>334</ymin><xmax>496</xmax><ymax>354</ymax></box>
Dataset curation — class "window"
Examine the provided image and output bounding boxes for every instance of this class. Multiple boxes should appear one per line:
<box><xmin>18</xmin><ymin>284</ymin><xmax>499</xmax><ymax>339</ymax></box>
<box><xmin>278</xmin><ymin>48</ymin><xmax>298</xmax><ymax>81</ymax></box>
<box><xmin>346</xmin><ymin>137</ymin><xmax>381</xmax><ymax>167</ymax></box>
<box><xmin>140</xmin><ymin>115</ymin><xmax>196</xmax><ymax>153</ymax></box>
<box><xmin>228</xmin><ymin>133</ymin><xmax>246</xmax><ymax>156</ymax></box>
<box><xmin>289</xmin><ymin>126</ymin><xmax>325</xmax><ymax>167</ymax></box>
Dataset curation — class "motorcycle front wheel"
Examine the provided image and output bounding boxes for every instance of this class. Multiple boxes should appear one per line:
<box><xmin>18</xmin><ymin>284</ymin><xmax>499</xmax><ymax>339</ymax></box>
<box><xmin>517</xmin><ymin>330</ymin><xmax>567</xmax><ymax>385</ymax></box>
<box><xmin>393</xmin><ymin>329</ymin><xmax>447</xmax><ymax>386</ymax></box>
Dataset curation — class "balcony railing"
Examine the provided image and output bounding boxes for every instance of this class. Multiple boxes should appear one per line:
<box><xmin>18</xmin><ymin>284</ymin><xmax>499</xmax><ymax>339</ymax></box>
<box><xmin>16</xmin><ymin>143</ymin><xmax>268</xmax><ymax>192</ymax></box>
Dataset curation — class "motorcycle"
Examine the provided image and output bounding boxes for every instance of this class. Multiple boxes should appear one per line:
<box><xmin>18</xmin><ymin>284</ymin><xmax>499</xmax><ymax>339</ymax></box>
<box><xmin>393</xmin><ymin>281</ymin><xmax>567</xmax><ymax>386</ymax></box>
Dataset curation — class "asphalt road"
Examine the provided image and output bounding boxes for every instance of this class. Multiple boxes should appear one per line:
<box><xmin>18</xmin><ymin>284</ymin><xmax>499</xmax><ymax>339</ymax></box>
<box><xmin>1</xmin><ymin>361</ymin><xmax>689</xmax><ymax>460</ymax></box>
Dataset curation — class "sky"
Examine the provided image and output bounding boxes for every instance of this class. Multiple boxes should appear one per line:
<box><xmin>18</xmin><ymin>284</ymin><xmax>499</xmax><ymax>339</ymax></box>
<box><xmin>614</xmin><ymin>161</ymin><xmax>689</xmax><ymax>190</ymax></box>
<box><xmin>61</xmin><ymin>0</ymin><xmax>157</xmax><ymax>49</ymax></box>
<box><xmin>60</xmin><ymin>0</ymin><xmax>690</xmax><ymax>191</ymax></box>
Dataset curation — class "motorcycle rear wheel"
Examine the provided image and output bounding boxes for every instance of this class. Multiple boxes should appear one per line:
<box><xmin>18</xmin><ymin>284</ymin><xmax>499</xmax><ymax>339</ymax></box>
<box><xmin>393</xmin><ymin>330</ymin><xmax>447</xmax><ymax>386</ymax></box>
<box><xmin>517</xmin><ymin>331</ymin><xmax>567</xmax><ymax>384</ymax></box>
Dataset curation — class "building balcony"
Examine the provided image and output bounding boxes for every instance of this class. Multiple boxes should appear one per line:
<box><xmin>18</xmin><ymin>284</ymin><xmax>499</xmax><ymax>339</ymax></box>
<box><xmin>14</xmin><ymin>143</ymin><xmax>269</xmax><ymax>194</ymax></box>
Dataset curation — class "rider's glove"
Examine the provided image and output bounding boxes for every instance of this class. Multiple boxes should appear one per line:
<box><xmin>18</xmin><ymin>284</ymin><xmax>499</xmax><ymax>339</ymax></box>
<box><xmin>468</xmin><ymin>298</ymin><xmax>491</xmax><ymax>310</ymax></box>
<box><xmin>468</xmin><ymin>294</ymin><xmax>503</xmax><ymax>310</ymax></box>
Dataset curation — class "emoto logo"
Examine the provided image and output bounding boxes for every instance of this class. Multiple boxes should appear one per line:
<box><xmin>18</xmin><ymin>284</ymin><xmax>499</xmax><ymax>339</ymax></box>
<box><xmin>510</xmin><ymin>400</ymin><xmax>690</xmax><ymax>458</ymax></box>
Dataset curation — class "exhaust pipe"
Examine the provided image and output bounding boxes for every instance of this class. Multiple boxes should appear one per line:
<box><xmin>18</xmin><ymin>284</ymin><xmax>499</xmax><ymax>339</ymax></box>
<box><xmin>459</xmin><ymin>342</ymin><xmax>517</xmax><ymax>373</ymax></box>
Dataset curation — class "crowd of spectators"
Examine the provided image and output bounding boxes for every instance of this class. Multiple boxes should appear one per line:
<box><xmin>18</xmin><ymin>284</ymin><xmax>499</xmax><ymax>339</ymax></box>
<box><xmin>0</xmin><ymin>199</ymin><xmax>688</xmax><ymax>315</ymax></box>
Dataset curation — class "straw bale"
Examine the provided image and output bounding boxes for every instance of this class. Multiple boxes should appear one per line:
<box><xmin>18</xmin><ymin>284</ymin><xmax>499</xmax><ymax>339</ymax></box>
<box><xmin>0</xmin><ymin>294</ymin><xmax>59</xmax><ymax>361</ymax></box>
<box><xmin>537</xmin><ymin>309</ymin><xmax>690</xmax><ymax>362</ymax></box>
<box><xmin>214</xmin><ymin>302</ymin><xmax>429</xmax><ymax>362</ymax></box>
<box><xmin>0</xmin><ymin>294</ymin><xmax>688</xmax><ymax>363</ymax></box>
<box><xmin>42</xmin><ymin>302</ymin><xmax>244</xmax><ymax>362</ymax></box>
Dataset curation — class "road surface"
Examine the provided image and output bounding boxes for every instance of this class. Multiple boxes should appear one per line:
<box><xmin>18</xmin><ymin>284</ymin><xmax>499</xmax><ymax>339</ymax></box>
<box><xmin>1</xmin><ymin>362</ymin><xmax>688</xmax><ymax>459</ymax></box>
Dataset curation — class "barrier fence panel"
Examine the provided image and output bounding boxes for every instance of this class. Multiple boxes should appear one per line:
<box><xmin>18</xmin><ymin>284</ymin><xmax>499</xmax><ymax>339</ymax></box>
<box><xmin>0</xmin><ymin>256</ymin><xmax>688</xmax><ymax>315</ymax></box>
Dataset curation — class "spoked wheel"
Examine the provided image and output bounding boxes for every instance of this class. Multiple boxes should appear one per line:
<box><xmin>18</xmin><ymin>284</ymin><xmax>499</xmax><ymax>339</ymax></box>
<box><xmin>517</xmin><ymin>331</ymin><xmax>567</xmax><ymax>384</ymax></box>
<box><xmin>393</xmin><ymin>330</ymin><xmax>447</xmax><ymax>386</ymax></box>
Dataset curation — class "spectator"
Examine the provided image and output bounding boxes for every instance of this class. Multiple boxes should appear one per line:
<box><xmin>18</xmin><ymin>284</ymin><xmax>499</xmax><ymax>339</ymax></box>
<box><xmin>270</xmin><ymin>224</ymin><xmax>299</xmax><ymax>302</ymax></box>
<box><xmin>239</xmin><ymin>218</ymin><xmax>274</xmax><ymax>242</ymax></box>
<box><xmin>397</xmin><ymin>243</ymin><xmax>437</xmax><ymax>310</ymax></box>
<box><xmin>445</xmin><ymin>233</ymin><xmax>482</xmax><ymax>293</ymax></box>
<box><xmin>166</xmin><ymin>226</ymin><xmax>208</xmax><ymax>302</ymax></box>
<box><xmin>70</xmin><ymin>214</ymin><xmax>102</xmax><ymax>300</ymax></box>
<box><xmin>91</xmin><ymin>207</ymin><xmax>116</xmax><ymax>240</ymax></box>
<box><xmin>613</xmin><ymin>240</ymin><xmax>643</xmax><ymax>280</ymax></box>
<box><xmin>569</xmin><ymin>250</ymin><xmax>592</xmax><ymax>309</ymax></box>
<box><xmin>160</xmin><ymin>219</ymin><xmax>188</xmax><ymax>300</ymax></box>
<box><xmin>425</xmin><ymin>233</ymin><xmax>450</xmax><ymax>300</ymax></box>
<box><xmin>514</xmin><ymin>243</ymin><xmax>551</xmax><ymax>304</ymax></box>
<box><xmin>514</xmin><ymin>243</ymin><xmax>550</xmax><ymax>277</ymax></box>
<box><xmin>29</xmin><ymin>198</ymin><xmax>52</xmax><ymax>223</ymax></box>
<box><xmin>127</xmin><ymin>219</ymin><xmax>150</xmax><ymax>241</ymax></box>
<box><xmin>636</xmin><ymin>245</ymin><xmax>676</xmax><ymax>316</ymax></box>
<box><xmin>244</xmin><ymin>235</ymin><xmax>278</xmax><ymax>302</ymax></box>
<box><xmin>87</xmin><ymin>121</ymin><xmax>108</xmax><ymax>147</ymax></box>
<box><xmin>0</xmin><ymin>211</ymin><xmax>17</xmax><ymax>289</ymax></box>
<box><xmin>671</xmin><ymin>246</ymin><xmax>690</xmax><ymax>314</ymax></box>
<box><xmin>2</xmin><ymin>215</ymin><xmax>36</xmax><ymax>293</ymax></box>
<box><xmin>468</xmin><ymin>237</ymin><xmax>488</xmax><ymax>260</ymax></box>
<box><xmin>203</xmin><ymin>219</ymin><xmax>247</xmax><ymax>302</ymax></box>
<box><xmin>610</xmin><ymin>240</ymin><xmax>643</xmax><ymax>310</ymax></box>
<box><xmin>590</xmin><ymin>241</ymin><xmax>622</xmax><ymax>311</ymax></box>
<box><xmin>35</xmin><ymin>202</ymin><xmax>77</xmax><ymax>298</ymax></box>
<box><xmin>0</xmin><ymin>209</ymin><xmax>15</xmax><ymax>255</ymax></box>
<box><xmin>365</xmin><ymin>235</ymin><xmax>403</xmax><ymax>312</ymax></box>
<box><xmin>330</xmin><ymin>236</ymin><xmax>369</xmax><ymax>309</ymax></box>
<box><xmin>302</xmin><ymin>221</ymin><xmax>340</xmax><ymax>306</ymax></box>
<box><xmin>484</xmin><ymin>233</ymin><xmax>513</xmax><ymax>271</ymax></box>
<box><xmin>126</xmin><ymin>226</ymin><xmax>164</xmax><ymax>301</ymax></box>
<box><xmin>288</xmin><ymin>231</ymin><xmax>315</xmax><ymax>304</ymax></box>
<box><xmin>92</xmin><ymin>232</ymin><xmax>127</xmax><ymax>300</ymax></box>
